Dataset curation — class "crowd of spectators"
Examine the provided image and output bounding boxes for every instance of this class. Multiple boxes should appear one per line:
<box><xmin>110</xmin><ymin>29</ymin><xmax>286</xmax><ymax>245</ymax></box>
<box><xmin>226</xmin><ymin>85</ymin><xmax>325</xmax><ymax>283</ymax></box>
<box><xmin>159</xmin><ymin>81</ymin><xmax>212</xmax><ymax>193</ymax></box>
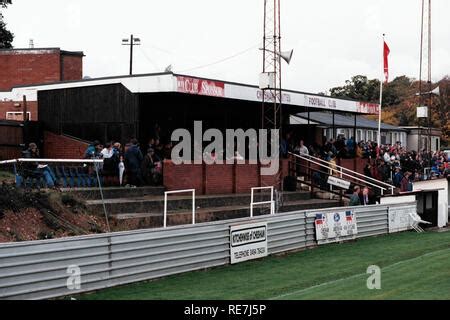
<box><xmin>284</xmin><ymin>132</ymin><xmax>449</xmax><ymax>195</ymax></box>
<box><xmin>84</xmin><ymin>134</ymin><xmax>173</xmax><ymax>187</ymax></box>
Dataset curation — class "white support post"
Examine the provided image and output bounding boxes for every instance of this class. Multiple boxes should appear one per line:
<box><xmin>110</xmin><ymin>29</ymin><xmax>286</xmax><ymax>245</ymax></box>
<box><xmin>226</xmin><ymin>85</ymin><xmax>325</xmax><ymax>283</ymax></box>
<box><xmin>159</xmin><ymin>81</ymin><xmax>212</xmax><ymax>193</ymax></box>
<box><xmin>250</xmin><ymin>188</ymin><xmax>254</xmax><ymax>218</ymax></box>
<box><xmin>163</xmin><ymin>189</ymin><xmax>195</xmax><ymax>229</ymax></box>
<box><xmin>250</xmin><ymin>186</ymin><xmax>276</xmax><ymax>217</ymax></box>
<box><xmin>271</xmin><ymin>188</ymin><xmax>274</xmax><ymax>215</ymax></box>
<box><xmin>192</xmin><ymin>189</ymin><xmax>196</xmax><ymax>225</ymax></box>
<box><xmin>164</xmin><ymin>193</ymin><xmax>168</xmax><ymax>228</ymax></box>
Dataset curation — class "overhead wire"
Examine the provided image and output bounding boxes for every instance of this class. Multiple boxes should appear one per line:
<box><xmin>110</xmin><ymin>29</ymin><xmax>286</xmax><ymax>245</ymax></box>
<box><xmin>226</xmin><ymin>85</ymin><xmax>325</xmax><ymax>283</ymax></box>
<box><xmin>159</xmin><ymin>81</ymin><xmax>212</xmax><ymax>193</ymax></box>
<box><xmin>176</xmin><ymin>42</ymin><xmax>261</xmax><ymax>73</ymax></box>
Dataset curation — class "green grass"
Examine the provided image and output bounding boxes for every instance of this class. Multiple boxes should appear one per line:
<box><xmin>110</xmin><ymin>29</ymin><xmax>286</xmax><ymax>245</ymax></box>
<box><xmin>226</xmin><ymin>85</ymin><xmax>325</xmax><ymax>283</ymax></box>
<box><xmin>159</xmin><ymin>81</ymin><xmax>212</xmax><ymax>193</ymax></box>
<box><xmin>79</xmin><ymin>231</ymin><xmax>450</xmax><ymax>300</ymax></box>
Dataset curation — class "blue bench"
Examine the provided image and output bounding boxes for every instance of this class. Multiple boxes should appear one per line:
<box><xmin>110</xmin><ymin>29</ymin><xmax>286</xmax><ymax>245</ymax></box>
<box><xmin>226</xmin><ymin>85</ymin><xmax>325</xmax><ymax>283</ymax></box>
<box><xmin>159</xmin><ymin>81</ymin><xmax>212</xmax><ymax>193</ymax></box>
<box><xmin>15</xmin><ymin>164</ymin><xmax>104</xmax><ymax>189</ymax></box>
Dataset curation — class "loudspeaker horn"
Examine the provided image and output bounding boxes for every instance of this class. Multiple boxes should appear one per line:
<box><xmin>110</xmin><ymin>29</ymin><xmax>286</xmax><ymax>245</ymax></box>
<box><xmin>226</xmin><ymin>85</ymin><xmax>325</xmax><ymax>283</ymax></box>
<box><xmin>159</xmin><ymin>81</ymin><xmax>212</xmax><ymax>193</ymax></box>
<box><xmin>280</xmin><ymin>49</ymin><xmax>294</xmax><ymax>64</ymax></box>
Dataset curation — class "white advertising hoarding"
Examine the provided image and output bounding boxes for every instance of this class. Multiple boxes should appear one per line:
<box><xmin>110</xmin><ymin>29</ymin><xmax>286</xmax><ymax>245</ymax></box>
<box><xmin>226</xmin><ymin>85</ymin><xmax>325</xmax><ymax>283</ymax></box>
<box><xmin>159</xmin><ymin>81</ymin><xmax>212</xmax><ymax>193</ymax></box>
<box><xmin>230</xmin><ymin>222</ymin><xmax>268</xmax><ymax>264</ymax></box>
<box><xmin>327</xmin><ymin>176</ymin><xmax>351</xmax><ymax>190</ymax></box>
<box><xmin>315</xmin><ymin>211</ymin><xmax>358</xmax><ymax>245</ymax></box>
<box><xmin>388</xmin><ymin>206</ymin><xmax>415</xmax><ymax>233</ymax></box>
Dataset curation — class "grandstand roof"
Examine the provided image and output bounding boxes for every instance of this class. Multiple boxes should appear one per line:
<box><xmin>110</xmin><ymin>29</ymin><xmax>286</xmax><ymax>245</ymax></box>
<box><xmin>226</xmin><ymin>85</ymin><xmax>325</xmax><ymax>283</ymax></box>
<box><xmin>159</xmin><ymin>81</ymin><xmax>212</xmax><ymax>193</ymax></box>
<box><xmin>292</xmin><ymin>112</ymin><xmax>407</xmax><ymax>132</ymax></box>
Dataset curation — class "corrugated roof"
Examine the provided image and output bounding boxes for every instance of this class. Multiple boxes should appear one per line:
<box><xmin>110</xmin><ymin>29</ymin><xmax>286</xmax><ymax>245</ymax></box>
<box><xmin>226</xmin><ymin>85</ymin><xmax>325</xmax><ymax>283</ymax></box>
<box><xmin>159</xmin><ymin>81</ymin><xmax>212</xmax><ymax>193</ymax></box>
<box><xmin>295</xmin><ymin>112</ymin><xmax>407</xmax><ymax>132</ymax></box>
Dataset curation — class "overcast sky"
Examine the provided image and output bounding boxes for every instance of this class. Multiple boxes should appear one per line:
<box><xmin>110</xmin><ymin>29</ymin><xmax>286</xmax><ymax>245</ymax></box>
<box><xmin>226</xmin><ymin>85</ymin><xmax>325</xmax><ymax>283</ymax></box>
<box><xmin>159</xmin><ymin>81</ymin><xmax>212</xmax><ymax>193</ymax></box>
<box><xmin>3</xmin><ymin>0</ymin><xmax>450</xmax><ymax>93</ymax></box>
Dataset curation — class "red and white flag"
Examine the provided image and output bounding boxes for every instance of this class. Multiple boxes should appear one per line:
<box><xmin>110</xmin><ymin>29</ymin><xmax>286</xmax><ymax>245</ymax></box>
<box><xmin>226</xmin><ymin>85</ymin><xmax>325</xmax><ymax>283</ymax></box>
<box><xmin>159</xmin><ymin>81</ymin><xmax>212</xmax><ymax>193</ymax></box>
<box><xmin>383</xmin><ymin>41</ymin><xmax>390</xmax><ymax>83</ymax></box>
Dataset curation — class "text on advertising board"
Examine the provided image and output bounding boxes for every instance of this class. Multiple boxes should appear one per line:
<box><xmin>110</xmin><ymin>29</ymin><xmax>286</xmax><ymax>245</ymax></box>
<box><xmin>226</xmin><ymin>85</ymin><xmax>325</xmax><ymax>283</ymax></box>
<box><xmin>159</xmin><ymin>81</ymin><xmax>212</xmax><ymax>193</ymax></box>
<box><xmin>357</xmin><ymin>102</ymin><xmax>380</xmax><ymax>115</ymax></box>
<box><xmin>327</xmin><ymin>176</ymin><xmax>351</xmax><ymax>190</ymax></box>
<box><xmin>177</xmin><ymin>76</ymin><xmax>225</xmax><ymax>97</ymax></box>
<box><xmin>230</xmin><ymin>223</ymin><xmax>268</xmax><ymax>264</ymax></box>
<box><xmin>256</xmin><ymin>90</ymin><xmax>291</xmax><ymax>103</ymax></box>
<box><xmin>315</xmin><ymin>211</ymin><xmax>358</xmax><ymax>245</ymax></box>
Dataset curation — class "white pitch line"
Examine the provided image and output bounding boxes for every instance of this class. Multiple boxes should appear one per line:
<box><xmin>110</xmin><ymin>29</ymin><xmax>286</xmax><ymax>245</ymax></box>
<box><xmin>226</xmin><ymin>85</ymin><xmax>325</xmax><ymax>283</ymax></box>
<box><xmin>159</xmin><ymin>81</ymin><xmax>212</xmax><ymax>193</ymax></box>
<box><xmin>269</xmin><ymin>247</ymin><xmax>450</xmax><ymax>300</ymax></box>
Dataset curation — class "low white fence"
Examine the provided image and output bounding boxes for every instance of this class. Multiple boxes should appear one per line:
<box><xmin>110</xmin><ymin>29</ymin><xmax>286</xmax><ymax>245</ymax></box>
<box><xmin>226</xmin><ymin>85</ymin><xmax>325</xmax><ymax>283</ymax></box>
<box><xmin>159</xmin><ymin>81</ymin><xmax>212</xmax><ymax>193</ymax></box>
<box><xmin>0</xmin><ymin>202</ymin><xmax>415</xmax><ymax>300</ymax></box>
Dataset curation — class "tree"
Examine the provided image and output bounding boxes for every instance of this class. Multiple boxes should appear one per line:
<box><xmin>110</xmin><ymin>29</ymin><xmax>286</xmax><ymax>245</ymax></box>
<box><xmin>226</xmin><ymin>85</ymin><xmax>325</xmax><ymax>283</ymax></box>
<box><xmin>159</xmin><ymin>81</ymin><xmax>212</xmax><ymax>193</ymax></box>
<box><xmin>329</xmin><ymin>75</ymin><xmax>380</xmax><ymax>103</ymax></box>
<box><xmin>0</xmin><ymin>0</ymin><xmax>13</xmax><ymax>49</ymax></box>
<box><xmin>0</xmin><ymin>1</ymin><xmax>12</xmax><ymax>8</ymax></box>
<box><xmin>330</xmin><ymin>74</ymin><xmax>450</xmax><ymax>146</ymax></box>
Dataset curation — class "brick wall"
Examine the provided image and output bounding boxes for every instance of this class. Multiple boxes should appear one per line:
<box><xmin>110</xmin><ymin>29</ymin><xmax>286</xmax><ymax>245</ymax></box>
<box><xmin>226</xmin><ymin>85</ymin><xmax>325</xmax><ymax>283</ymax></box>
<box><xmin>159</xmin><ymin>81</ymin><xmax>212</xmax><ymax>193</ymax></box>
<box><xmin>0</xmin><ymin>101</ymin><xmax>38</xmax><ymax>121</ymax></box>
<box><xmin>0</xmin><ymin>50</ymin><xmax>61</xmax><ymax>91</ymax></box>
<box><xmin>338</xmin><ymin>158</ymin><xmax>370</xmax><ymax>175</ymax></box>
<box><xmin>235</xmin><ymin>164</ymin><xmax>260</xmax><ymax>194</ymax></box>
<box><xmin>0</xmin><ymin>146</ymin><xmax>22</xmax><ymax>161</ymax></box>
<box><xmin>205</xmin><ymin>164</ymin><xmax>234</xmax><ymax>194</ymax></box>
<box><xmin>0</xmin><ymin>123</ymin><xmax>22</xmax><ymax>146</ymax></box>
<box><xmin>0</xmin><ymin>49</ymin><xmax>83</xmax><ymax>121</ymax></box>
<box><xmin>62</xmin><ymin>54</ymin><xmax>83</xmax><ymax>81</ymax></box>
<box><xmin>163</xmin><ymin>161</ymin><xmax>204</xmax><ymax>194</ymax></box>
<box><xmin>43</xmin><ymin>131</ymin><xmax>89</xmax><ymax>159</ymax></box>
<box><xmin>163</xmin><ymin>159</ymin><xmax>289</xmax><ymax>195</ymax></box>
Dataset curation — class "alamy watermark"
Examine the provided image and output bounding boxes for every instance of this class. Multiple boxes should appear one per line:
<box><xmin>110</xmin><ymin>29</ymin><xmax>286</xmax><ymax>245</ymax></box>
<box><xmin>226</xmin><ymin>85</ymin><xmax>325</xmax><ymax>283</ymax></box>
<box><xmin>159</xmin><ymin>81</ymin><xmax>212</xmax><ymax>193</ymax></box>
<box><xmin>67</xmin><ymin>265</ymin><xmax>82</xmax><ymax>290</ymax></box>
<box><xmin>366</xmin><ymin>265</ymin><xmax>381</xmax><ymax>290</ymax></box>
<box><xmin>171</xmin><ymin>121</ymin><xmax>280</xmax><ymax>176</ymax></box>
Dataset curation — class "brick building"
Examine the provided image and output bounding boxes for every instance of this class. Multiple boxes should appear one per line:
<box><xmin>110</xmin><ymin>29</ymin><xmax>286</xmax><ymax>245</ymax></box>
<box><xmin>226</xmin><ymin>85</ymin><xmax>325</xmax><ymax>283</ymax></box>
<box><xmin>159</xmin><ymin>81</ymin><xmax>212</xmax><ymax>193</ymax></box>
<box><xmin>0</xmin><ymin>48</ymin><xmax>84</xmax><ymax>121</ymax></box>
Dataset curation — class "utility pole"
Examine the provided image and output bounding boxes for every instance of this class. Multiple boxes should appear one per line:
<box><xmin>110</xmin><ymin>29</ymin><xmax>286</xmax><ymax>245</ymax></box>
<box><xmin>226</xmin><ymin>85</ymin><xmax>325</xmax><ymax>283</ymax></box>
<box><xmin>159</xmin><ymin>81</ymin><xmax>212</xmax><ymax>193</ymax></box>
<box><xmin>122</xmin><ymin>34</ymin><xmax>141</xmax><ymax>75</ymax></box>
<box><xmin>23</xmin><ymin>95</ymin><xmax>28</xmax><ymax>147</ymax></box>
<box><xmin>418</xmin><ymin>0</ymin><xmax>432</xmax><ymax>160</ymax></box>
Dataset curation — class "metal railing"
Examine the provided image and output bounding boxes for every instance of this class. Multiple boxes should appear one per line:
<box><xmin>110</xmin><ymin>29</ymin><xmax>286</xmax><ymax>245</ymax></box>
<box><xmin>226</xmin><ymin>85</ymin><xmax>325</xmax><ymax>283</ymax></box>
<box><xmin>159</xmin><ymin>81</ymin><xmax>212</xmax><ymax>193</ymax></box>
<box><xmin>163</xmin><ymin>189</ymin><xmax>196</xmax><ymax>228</ymax></box>
<box><xmin>0</xmin><ymin>202</ymin><xmax>416</xmax><ymax>300</ymax></box>
<box><xmin>289</xmin><ymin>152</ymin><xmax>395</xmax><ymax>195</ymax></box>
<box><xmin>250</xmin><ymin>187</ymin><xmax>275</xmax><ymax>217</ymax></box>
<box><xmin>0</xmin><ymin>159</ymin><xmax>104</xmax><ymax>165</ymax></box>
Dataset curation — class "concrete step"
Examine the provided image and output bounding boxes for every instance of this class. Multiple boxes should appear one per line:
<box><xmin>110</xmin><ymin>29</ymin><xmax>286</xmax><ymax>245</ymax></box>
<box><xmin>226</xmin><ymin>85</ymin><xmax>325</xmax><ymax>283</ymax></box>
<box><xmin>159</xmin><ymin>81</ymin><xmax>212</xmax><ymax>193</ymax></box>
<box><xmin>111</xmin><ymin>199</ymin><xmax>341</xmax><ymax>230</ymax></box>
<box><xmin>61</xmin><ymin>186</ymin><xmax>165</xmax><ymax>200</ymax></box>
<box><xmin>279</xmin><ymin>199</ymin><xmax>340</xmax><ymax>212</ymax></box>
<box><xmin>86</xmin><ymin>191</ymin><xmax>312</xmax><ymax>216</ymax></box>
<box><xmin>314</xmin><ymin>190</ymin><xmax>341</xmax><ymax>200</ymax></box>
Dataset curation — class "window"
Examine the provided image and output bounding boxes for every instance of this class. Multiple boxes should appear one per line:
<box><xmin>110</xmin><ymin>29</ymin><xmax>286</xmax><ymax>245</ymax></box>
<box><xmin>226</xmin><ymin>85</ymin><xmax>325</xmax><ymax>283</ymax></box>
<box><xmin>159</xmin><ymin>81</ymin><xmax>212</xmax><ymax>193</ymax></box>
<box><xmin>337</xmin><ymin>129</ymin><xmax>346</xmax><ymax>139</ymax></box>
<box><xmin>356</xmin><ymin>129</ymin><xmax>363</xmax><ymax>142</ymax></box>
<box><xmin>6</xmin><ymin>112</ymin><xmax>31</xmax><ymax>121</ymax></box>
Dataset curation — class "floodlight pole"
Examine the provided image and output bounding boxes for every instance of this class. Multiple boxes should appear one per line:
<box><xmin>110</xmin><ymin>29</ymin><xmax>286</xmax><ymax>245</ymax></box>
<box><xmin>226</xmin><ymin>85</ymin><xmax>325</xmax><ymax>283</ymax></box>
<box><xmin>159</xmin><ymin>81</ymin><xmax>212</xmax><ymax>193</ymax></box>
<box><xmin>122</xmin><ymin>34</ymin><xmax>141</xmax><ymax>75</ymax></box>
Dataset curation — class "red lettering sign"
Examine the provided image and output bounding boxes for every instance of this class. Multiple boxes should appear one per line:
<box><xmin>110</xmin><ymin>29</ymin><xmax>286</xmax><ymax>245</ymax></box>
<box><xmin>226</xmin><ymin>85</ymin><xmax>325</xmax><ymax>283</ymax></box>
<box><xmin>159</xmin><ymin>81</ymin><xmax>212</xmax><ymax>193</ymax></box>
<box><xmin>177</xmin><ymin>76</ymin><xmax>225</xmax><ymax>97</ymax></box>
<box><xmin>357</xmin><ymin>102</ymin><xmax>380</xmax><ymax>115</ymax></box>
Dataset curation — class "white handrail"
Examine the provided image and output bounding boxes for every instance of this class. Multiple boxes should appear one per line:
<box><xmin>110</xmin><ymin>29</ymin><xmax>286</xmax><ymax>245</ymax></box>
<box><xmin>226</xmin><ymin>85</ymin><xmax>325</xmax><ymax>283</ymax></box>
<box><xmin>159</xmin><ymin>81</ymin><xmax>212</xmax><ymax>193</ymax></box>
<box><xmin>164</xmin><ymin>189</ymin><xmax>196</xmax><ymax>228</ymax></box>
<box><xmin>0</xmin><ymin>158</ymin><xmax>104</xmax><ymax>165</ymax></box>
<box><xmin>289</xmin><ymin>152</ymin><xmax>394</xmax><ymax>190</ymax></box>
<box><xmin>250</xmin><ymin>187</ymin><xmax>275</xmax><ymax>217</ymax></box>
<box><xmin>0</xmin><ymin>160</ymin><xmax>18</xmax><ymax>165</ymax></box>
<box><xmin>290</xmin><ymin>152</ymin><xmax>394</xmax><ymax>195</ymax></box>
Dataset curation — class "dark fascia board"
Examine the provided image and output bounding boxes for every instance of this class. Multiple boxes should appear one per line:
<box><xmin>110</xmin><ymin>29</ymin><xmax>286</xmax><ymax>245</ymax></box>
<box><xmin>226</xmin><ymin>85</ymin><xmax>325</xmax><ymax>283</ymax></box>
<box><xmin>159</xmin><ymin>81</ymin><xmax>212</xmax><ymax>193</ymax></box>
<box><xmin>60</xmin><ymin>50</ymin><xmax>85</xmax><ymax>57</ymax></box>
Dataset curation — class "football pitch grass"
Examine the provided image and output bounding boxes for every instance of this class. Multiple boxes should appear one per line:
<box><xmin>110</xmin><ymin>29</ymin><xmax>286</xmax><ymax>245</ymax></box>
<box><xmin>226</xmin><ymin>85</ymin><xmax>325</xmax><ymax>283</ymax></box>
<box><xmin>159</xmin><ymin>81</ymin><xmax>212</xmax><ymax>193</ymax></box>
<box><xmin>79</xmin><ymin>230</ymin><xmax>450</xmax><ymax>300</ymax></box>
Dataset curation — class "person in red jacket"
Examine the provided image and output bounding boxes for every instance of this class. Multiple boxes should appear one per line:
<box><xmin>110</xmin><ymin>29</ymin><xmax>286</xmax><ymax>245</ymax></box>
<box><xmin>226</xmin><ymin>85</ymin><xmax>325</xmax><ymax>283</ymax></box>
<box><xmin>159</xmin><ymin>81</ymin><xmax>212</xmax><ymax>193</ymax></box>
<box><xmin>400</xmin><ymin>171</ymin><xmax>412</xmax><ymax>192</ymax></box>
